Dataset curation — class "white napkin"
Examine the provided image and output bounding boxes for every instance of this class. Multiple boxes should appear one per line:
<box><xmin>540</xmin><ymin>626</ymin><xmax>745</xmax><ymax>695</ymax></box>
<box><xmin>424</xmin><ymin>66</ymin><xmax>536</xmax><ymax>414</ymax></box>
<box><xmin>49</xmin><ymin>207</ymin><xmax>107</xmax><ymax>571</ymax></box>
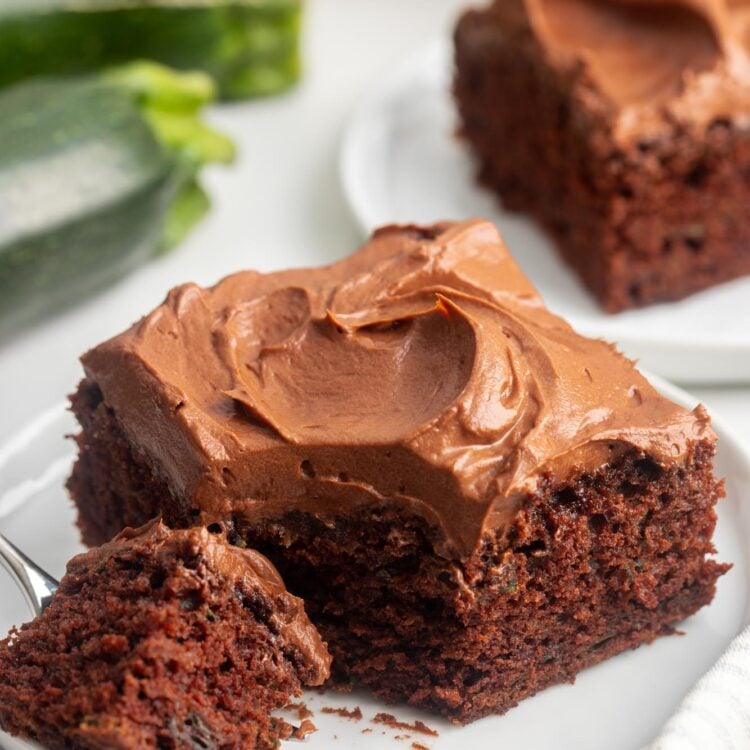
<box><xmin>649</xmin><ymin>626</ymin><xmax>750</xmax><ymax>750</ymax></box>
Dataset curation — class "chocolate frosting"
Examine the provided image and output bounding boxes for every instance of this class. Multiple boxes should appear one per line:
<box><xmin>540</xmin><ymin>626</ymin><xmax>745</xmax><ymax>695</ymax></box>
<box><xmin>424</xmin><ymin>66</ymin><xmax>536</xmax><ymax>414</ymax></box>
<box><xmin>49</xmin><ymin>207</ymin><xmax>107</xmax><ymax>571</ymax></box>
<box><xmin>82</xmin><ymin>220</ymin><xmax>714</xmax><ymax>560</ymax></box>
<box><xmin>69</xmin><ymin>518</ymin><xmax>331</xmax><ymax>683</ymax></box>
<box><xmin>495</xmin><ymin>0</ymin><xmax>750</xmax><ymax>142</ymax></box>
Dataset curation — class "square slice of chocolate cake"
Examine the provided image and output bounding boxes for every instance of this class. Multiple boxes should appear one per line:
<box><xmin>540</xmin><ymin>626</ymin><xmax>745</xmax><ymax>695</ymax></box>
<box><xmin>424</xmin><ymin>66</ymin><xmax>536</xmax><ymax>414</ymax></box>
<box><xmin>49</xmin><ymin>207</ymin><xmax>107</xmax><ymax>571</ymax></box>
<box><xmin>68</xmin><ymin>219</ymin><xmax>728</xmax><ymax>723</ymax></box>
<box><xmin>0</xmin><ymin>520</ymin><xmax>330</xmax><ymax>749</ymax></box>
<box><xmin>454</xmin><ymin>0</ymin><xmax>750</xmax><ymax>311</ymax></box>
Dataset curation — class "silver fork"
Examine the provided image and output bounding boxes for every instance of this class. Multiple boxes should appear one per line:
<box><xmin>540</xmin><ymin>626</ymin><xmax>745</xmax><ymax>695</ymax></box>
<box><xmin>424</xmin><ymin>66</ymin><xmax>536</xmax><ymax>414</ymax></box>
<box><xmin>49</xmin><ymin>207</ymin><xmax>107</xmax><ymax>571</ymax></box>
<box><xmin>0</xmin><ymin>534</ymin><xmax>58</xmax><ymax>617</ymax></box>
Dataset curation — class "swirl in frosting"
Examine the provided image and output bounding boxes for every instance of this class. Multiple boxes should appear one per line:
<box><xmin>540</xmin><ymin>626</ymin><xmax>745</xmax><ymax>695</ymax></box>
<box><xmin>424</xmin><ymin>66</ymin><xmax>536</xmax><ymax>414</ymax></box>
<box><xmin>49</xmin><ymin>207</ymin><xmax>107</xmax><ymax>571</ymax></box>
<box><xmin>82</xmin><ymin>220</ymin><xmax>713</xmax><ymax>559</ymax></box>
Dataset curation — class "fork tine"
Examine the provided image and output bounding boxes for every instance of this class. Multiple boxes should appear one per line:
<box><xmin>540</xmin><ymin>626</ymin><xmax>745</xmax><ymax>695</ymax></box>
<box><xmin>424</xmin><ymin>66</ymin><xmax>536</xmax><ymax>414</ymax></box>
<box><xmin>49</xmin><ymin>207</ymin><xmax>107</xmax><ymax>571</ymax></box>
<box><xmin>0</xmin><ymin>534</ymin><xmax>58</xmax><ymax>617</ymax></box>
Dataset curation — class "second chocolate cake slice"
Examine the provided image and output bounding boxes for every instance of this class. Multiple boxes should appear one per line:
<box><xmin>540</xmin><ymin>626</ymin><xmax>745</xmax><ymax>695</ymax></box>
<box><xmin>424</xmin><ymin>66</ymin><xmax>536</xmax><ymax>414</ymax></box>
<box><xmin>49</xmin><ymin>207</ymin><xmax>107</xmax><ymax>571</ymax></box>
<box><xmin>68</xmin><ymin>219</ymin><xmax>728</xmax><ymax>723</ymax></box>
<box><xmin>454</xmin><ymin>0</ymin><xmax>750</xmax><ymax>311</ymax></box>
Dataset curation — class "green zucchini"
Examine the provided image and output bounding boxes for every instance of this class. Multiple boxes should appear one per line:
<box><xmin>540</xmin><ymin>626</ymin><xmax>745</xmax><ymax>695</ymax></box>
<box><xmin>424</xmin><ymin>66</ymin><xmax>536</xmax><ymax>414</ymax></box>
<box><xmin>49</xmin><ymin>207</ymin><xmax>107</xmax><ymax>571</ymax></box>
<box><xmin>0</xmin><ymin>61</ymin><xmax>235</xmax><ymax>340</ymax></box>
<box><xmin>0</xmin><ymin>1</ymin><xmax>302</xmax><ymax>100</ymax></box>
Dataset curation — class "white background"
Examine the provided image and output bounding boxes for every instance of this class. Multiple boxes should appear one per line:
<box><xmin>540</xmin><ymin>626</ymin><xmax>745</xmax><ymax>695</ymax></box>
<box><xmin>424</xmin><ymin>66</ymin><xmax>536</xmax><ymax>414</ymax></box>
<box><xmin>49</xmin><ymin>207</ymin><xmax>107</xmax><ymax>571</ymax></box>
<box><xmin>0</xmin><ymin>0</ymin><xmax>748</xmax><ymax>456</ymax></box>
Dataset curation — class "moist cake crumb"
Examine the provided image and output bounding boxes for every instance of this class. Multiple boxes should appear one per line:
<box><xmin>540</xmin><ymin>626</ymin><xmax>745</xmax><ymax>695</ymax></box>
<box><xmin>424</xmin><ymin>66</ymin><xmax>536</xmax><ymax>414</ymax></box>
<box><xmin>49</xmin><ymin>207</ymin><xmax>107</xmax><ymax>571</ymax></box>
<box><xmin>0</xmin><ymin>520</ymin><xmax>330</xmax><ymax>749</ymax></box>
<box><xmin>372</xmin><ymin>714</ymin><xmax>439</xmax><ymax>736</ymax></box>
<box><xmin>322</xmin><ymin>706</ymin><xmax>363</xmax><ymax>720</ymax></box>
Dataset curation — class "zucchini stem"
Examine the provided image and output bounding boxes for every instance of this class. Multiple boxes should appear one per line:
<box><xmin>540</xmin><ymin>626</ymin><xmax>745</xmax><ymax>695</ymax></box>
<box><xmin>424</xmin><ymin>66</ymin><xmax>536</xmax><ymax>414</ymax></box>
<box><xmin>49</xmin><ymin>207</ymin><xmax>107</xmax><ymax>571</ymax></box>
<box><xmin>104</xmin><ymin>61</ymin><xmax>236</xmax><ymax>168</ymax></box>
<box><xmin>105</xmin><ymin>61</ymin><xmax>235</xmax><ymax>250</ymax></box>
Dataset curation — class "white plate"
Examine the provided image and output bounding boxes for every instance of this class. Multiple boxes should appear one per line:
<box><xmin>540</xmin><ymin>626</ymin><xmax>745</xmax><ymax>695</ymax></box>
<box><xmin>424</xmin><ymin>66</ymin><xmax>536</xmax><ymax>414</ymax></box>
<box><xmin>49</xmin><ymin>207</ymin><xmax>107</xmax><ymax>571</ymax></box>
<box><xmin>339</xmin><ymin>39</ymin><xmax>750</xmax><ymax>385</ymax></box>
<box><xmin>1</xmin><ymin>375</ymin><xmax>749</xmax><ymax>750</ymax></box>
